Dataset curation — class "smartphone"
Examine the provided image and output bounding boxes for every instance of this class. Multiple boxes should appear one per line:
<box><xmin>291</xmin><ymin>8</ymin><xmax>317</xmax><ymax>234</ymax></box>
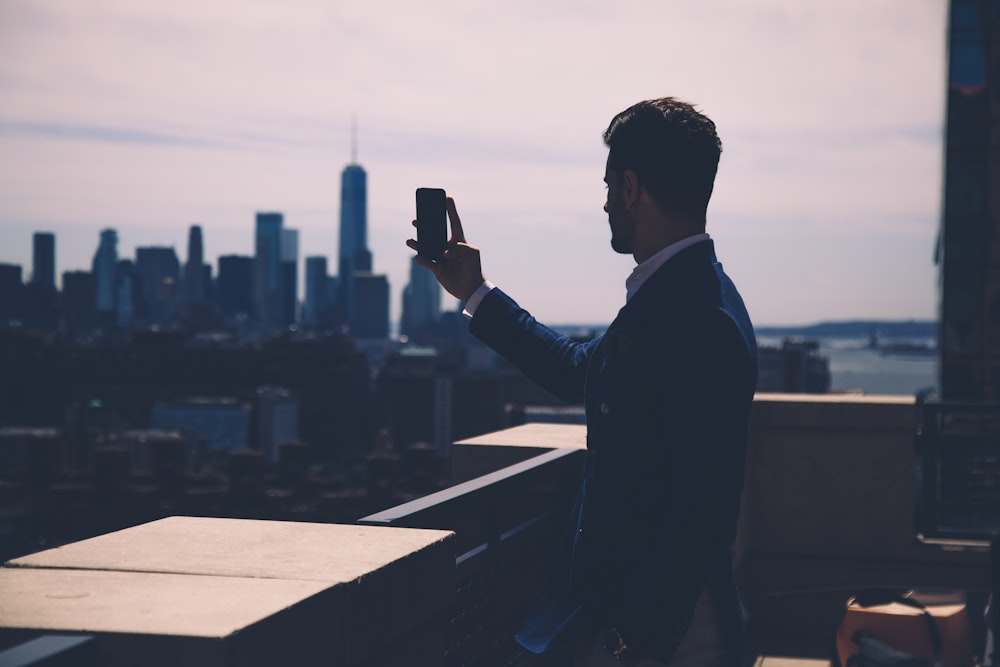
<box><xmin>416</xmin><ymin>187</ymin><xmax>448</xmax><ymax>261</ymax></box>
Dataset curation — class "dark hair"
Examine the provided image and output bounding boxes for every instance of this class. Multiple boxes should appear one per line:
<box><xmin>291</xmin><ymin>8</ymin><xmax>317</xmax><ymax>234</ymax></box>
<box><xmin>603</xmin><ymin>97</ymin><xmax>722</xmax><ymax>221</ymax></box>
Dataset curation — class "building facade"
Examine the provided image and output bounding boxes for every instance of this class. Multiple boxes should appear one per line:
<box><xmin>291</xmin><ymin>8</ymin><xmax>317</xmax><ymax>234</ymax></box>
<box><xmin>254</xmin><ymin>212</ymin><xmax>284</xmax><ymax>328</ymax></box>
<box><xmin>939</xmin><ymin>0</ymin><xmax>1000</xmax><ymax>399</ymax></box>
<box><xmin>338</xmin><ymin>163</ymin><xmax>371</xmax><ymax>330</ymax></box>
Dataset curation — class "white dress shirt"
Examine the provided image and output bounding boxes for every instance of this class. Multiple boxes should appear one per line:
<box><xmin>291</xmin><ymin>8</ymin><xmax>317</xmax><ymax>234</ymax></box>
<box><xmin>462</xmin><ymin>232</ymin><xmax>710</xmax><ymax>319</ymax></box>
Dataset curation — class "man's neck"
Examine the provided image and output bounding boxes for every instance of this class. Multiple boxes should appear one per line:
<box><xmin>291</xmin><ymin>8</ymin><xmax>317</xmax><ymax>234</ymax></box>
<box><xmin>633</xmin><ymin>224</ymin><xmax>707</xmax><ymax>264</ymax></box>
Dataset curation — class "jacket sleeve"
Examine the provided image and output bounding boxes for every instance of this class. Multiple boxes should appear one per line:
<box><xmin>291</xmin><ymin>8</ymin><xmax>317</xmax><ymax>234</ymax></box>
<box><xmin>469</xmin><ymin>288</ymin><xmax>595</xmax><ymax>405</ymax></box>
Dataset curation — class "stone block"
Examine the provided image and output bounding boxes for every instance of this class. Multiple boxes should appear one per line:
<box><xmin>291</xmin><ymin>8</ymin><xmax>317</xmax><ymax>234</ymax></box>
<box><xmin>452</xmin><ymin>423</ymin><xmax>585</xmax><ymax>482</ymax></box>
<box><xmin>4</xmin><ymin>517</ymin><xmax>455</xmax><ymax>666</ymax></box>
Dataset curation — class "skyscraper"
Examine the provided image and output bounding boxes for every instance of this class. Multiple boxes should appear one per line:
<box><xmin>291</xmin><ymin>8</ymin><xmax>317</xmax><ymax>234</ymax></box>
<box><xmin>216</xmin><ymin>255</ymin><xmax>254</xmax><ymax>320</ymax></box>
<box><xmin>31</xmin><ymin>232</ymin><xmax>55</xmax><ymax>288</ymax></box>
<box><xmin>338</xmin><ymin>163</ymin><xmax>371</xmax><ymax>330</ymax></box>
<box><xmin>280</xmin><ymin>228</ymin><xmax>299</xmax><ymax>327</ymax></box>
<box><xmin>400</xmin><ymin>256</ymin><xmax>442</xmax><ymax>344</ymax></box>
<box><xmin>26</xmin><ymin>232</ymin><xmax>58</xmax><ymax>331</ymax></box>
<box><xmin>352</xmin><ymin>272</ymin><xmax>390</xmax><ymax>339</ymax></box>
<box><xmin>938</xmin><ymin>0</ymin><xmax>1000</xmax><ymax>400</ymax></box>
<box><xmin>134</xmin><ymin>247</ymin><xmax>180</xmax><ymax>327</ymax></box>
<box><xmin>254</xmin><ymin>212</ymin><xmax>283</xmax><ymax>328</ymax></box>
<box><xmin>62</xmin><ymin>270</ymin><xmax>95</xmax><ymax>336</ymax></box>
<box><xmin>184</xmin><ymin>225</ymin><xmax>205</xmax><ymax>307</ymax></box>
<box><xmin>304</xmin><ymin>256</ymin><xmax>329</xmax><ymax>327</ymax></box>
<box><xmin>92</xmin><ymin>229</ymin><xmax>118</xmax><ymax>320</ymax></box>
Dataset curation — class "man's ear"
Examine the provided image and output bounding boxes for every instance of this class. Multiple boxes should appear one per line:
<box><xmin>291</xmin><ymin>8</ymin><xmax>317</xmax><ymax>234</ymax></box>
<box><xmin>622</xmin><ymin>170</ymin><xmax>640</xmax><ymax>208</ymax></box>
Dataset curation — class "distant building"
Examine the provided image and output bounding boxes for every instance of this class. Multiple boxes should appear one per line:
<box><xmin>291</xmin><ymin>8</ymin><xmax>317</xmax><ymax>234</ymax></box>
<box><xmin>0</xmin><ymin>264</ymin><xmax>24</xmax><ymax>327</ymax></box>
<box><xmin>400</xmin><ymin>256</ymin><xmax>441</xmax><ymax>344</ymax></box>
<box><xmin>352</xmin><ymin>272</ymin><xmax>390</xmax><ymax>339</ymax></box>
<box><xmin>216</xmin><ymin>255</ymin><xmax>254</xmax><ymax>320</ymax></box>
<box><xmin>254</xmin><ymin>212</ymin><xmax>283</xmax><ymax>328</ymax></box>
<box><xmin>25</xmin><ymin>232</ymin><xmax>58</xmax><ymax>331</ymax></box>
<box><xmin>280</xmin><ymin>228</ymin><xmax>298</xmax><ymax>327</ymax></box>
<box><xmin>150</xmin><ymin>397</ymin><xmax>252</xmax><ymax>454</ymax></box>
<box><xmin>304</xmin><ymin>256</ymin><xmax>330</xmax><ymax>327</ymax></box>
<box><xmin>183</xmin><ymin>225</ymin><xmax>206</xmax><ymax>307</ymax></box>
<box><xmin>115</xmin><ymin>259</ymin><xmax>134</xmax><ymax>329</ymax></box>
<box><xmin>255</xmin><ymin>387</ymin><xmax>298</xmax><ymax>462</ymax></box>
<box><xmin>92</xmin><ymin>229</ymin><xmax>118</xmax><ymax>323</ymax></box>
<box><xmin>756</xmin><ymin>339</ymin><xmax>832</xmax><ymax>394</ymax></box>
<box><xmin>61</xmin><ymin>270</ymin><xmax>95</xmax><ymax>336</ymax></box>
<box><xmin>338</xmin><ymin>163</ymin><xmax>371</xmax><ymax>330</ymax></box>
<box><xmin>134</xmin><ymin>246</ymin><xmax>180</xmax><ymax>328</ymax></box>
<box><xmin>31</xmin><ymin>232</ymin><xmax>55</xmax><ymax>289</ymax></box>
<box><xmin>938</xmin><ymin>0</ymin><xmax>1000</xmax><ymax>400</ymax></box>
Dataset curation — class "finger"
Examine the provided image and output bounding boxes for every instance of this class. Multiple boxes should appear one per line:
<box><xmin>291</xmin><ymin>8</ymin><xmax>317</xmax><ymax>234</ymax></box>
<box><xmin>446</xmin><ymin>196</ymin><xmax>466</xmax><ymax>243</ymax></box>
<box><xmin>411</xmin><ymin>218</ymin><xmax>418</xmax><ymax>229</ymax></box>
<box><xmin>405</xmin><ymin>238</ymin><xmax>418</xmax><ymax>251</ymax></box>
<box><xmin>412</xmin><ymin>254</ymin><xmax>436</xmax><ymax>272</ymax></box>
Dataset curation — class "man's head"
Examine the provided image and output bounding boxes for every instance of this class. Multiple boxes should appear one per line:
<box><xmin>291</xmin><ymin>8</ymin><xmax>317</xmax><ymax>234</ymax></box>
<box><xmin>603</xmin><ymin>97</ymin><xmax>722</xmax><ymax>226</ymax></box>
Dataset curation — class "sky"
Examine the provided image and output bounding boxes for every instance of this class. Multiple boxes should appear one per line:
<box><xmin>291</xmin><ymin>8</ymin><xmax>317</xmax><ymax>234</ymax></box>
<box><xmin>0</xmin><ymin>0</ymin><xmax>947</xmax><ymax>327</ymax></box>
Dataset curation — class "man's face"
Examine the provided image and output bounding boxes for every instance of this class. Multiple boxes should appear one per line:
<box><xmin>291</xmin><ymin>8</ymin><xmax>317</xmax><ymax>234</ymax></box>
<box><xmin>604</xmin><ymin>157</ymin><xmax>633</xmax><ymax>255</ymax></box>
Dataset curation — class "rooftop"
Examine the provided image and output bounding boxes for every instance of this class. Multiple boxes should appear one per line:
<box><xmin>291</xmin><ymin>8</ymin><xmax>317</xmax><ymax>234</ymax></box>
<box><xmin>0</xmin><ymin>393</ymin><xmax>995</xmax><ymax>666</ymax></box>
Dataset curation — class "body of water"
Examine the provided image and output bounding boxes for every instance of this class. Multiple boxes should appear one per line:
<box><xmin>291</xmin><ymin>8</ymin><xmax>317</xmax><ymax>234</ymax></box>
<box><xmin>758</xmin><ymin>336</ymin><xmax>938</xmax><ymax>397</ymax></box>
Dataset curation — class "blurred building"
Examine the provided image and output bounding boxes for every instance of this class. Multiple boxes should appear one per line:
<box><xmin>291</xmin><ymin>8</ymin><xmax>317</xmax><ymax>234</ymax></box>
<box><xmin>216</xmin><ymin>255</ymin><xmax>254</xmax><ymax>322</ymax></box>
<box><xmin>938</xmin><ymin>0</ymin><xmax>1000</xmax><ymax>399</ymax></box>
<box><xmin>31</xmin><ymin>232</ymin><xmax>55</xmax><ymax>288</ymax></box>
<box><xmin>756</xmin><ymin>339</ymin><xmax>832</xmax><ymax>394</ymax></box>
<box><xmin>0</xmin><ymin>264</ymin><xmax>24</xmax><ymax>327</ymax></box>
<box><xmin>254</xmin><ymin>212</ymin><xmax>284</xmax><ymax>328</ymax></box>
<box><xmin>134</xmin><ymin>246</ymin><xmax>180</xmax><ymax>328</ymax></box>
<box><xmin>304</xmin><ymin>256</ymin><xmax>330</xmax><ymax>328</ymax></box>
<box><xmin>400</xmin><ymin>255</ymin><xmax>442</xmax><ymax>345</ymax></box>
<box><xmin>255</xmin><ymin>387</ymin><xmax>298</xmax><ymax>463</ymax></box>
<box><xmin>91</xmin><ymin>229</ymin><xmax>118</xmax><ymax>326</ymax></box>
<box><xmin>150</xmin><ymin>397</ymin><xmax>252</xmax><ymax>455</ymax></box>
<box><xmin>338</xmin><ymin>162</ymin><xmax>371</xmax><ymax>331</ymax></box>
<box><xmin>280</xmin><ymin>228</ymin><xmax>299</xmax><ymax>327</ymax></box>
<box><xmin>61</xmin><ymin>270</ymin><xmax>95</xmax><ymax>337</ymax></box>
<box><xmin>352</xmin><ymin>272</ymin><xmax>390</xmax><ymax>339</ymax></box>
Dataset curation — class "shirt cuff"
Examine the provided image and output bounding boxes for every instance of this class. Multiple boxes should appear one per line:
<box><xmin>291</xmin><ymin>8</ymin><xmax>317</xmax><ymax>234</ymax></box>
<box><xmin>462</xmin><ymin>280</ymin><xmax>496</xmax><ymax>319</ymax></box>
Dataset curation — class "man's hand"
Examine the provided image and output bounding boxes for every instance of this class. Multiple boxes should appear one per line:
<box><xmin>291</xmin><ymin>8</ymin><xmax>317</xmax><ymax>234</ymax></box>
<box><xmin>406</xmin><ymin>196</ymin><xmax>486</xmax><ymax>302</ymax></box>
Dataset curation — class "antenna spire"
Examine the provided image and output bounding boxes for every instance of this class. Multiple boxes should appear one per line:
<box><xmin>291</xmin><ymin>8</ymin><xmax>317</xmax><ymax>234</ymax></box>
<box><xmin>351</xmin><ymin>117</ymin><xmax>358</xmax><ymax>164</ymax></box>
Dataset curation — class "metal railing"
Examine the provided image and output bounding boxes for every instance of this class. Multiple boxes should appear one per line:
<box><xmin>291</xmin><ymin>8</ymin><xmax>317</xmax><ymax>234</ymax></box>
<box><xmin>916</xmin><ymin>400</ymin><xmax>1000</xmax><ymax>546</ymax></box>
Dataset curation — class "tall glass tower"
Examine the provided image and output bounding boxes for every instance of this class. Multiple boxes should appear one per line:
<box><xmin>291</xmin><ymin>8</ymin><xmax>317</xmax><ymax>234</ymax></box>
<box><xmin>938</xmin><ymin>0</ymin><xmax>1000</xmax><ymax>399</ymax></box>
<box><xmin>338</xmin><ymin>163</ymin><xmax>372</xmax><ymax>329</ymax></box>
<box><xmin>184</xmin><ymin>225</ymin><xmax>205</xmax><ymax>307</ymax></box>
<box><xmin>92</xmin><ymin>229</ymin><xmax>118</xmax><ymax>317</ymax></box>
<box><xmin>400</xmin><ymin>256</ymin><xmax>442</xmax><ymax>344</ymax></box>
<box><xmin>31</xmin><ymin>232</ymin><xmax>55</xmax><ymax>288</ymax></box>
<box><xmin>255</xmin><ymin>212</ymin><xmax>283</xmax><ymax>328</ymax></box>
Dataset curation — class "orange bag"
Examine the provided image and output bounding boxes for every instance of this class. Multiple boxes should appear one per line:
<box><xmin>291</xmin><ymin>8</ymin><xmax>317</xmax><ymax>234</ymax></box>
<box><xmin>835</xmin><ymin>590</ymin><xmax>974</xmax><ymax>667</ymax></box>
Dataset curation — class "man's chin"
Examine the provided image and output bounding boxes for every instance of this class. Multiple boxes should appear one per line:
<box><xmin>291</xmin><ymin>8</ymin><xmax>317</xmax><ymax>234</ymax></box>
<box><xmin>610</xmin><ymin>237</ymin><xmax>632</xmax><ymax>255</ymax></box>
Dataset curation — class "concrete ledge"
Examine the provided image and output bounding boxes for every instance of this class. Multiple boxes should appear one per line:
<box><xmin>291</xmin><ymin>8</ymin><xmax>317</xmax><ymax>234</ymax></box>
<box><xmin>452</xmin><ymin>423</ymin><xmax>586</xmax><ymax>482</ymax></box>
<box><xmin>2</xmin><ymin>517</ymin><xmax>456</xmax><ymax>667</ymax></box>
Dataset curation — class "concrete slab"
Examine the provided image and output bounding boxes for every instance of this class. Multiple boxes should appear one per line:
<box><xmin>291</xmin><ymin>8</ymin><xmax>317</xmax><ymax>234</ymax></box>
<box><xmin>455</xmin><ymin>423</ymin><xmax>586</xmax><ymax>450</ymax></box>
<box><xmin>7</xmin><ymin>516</ymin><xmax>452</xmax><ymax>585</ymax></box>
<box><xmin>0</xmin><ymin>568</ymin><xmax>336</xmax><ymax>666</ymax></box>
<box><xmin>3</xmin><ymin>517</ymin><xmax>456</xmax><ymax>666</ymax></box>
<box><xmin>452</xmin><ymin>423</ymin><xmax>586</xmax><ymax>482</ymax></box>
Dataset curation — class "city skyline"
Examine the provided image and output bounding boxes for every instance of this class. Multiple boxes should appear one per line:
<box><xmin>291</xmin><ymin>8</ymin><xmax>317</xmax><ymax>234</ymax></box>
<box><xmin>0</xmin><ymin>1</ymin><xmax>947</xmax><ymax>326</ymax></box>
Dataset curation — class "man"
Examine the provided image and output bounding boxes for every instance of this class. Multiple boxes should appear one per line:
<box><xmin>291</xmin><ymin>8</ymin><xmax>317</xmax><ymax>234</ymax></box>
<box><xmin>407</xmin><ymin>97</ymin><xmax>758</xmax><ymax>666</ymax></box>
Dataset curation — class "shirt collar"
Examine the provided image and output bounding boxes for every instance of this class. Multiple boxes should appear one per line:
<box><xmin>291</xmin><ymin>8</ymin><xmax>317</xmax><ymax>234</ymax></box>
<box><xmin>625</xmin><ymin>233</ymin><xmax>711</xmax><ymax>302</ymax></box>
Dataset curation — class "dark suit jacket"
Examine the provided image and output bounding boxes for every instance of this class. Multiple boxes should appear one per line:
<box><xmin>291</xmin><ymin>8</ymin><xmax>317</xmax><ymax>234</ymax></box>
<box><xmin>469</xmin><ymin>240</ymin><xmax>758</xmax><ymax>663</ymax></box>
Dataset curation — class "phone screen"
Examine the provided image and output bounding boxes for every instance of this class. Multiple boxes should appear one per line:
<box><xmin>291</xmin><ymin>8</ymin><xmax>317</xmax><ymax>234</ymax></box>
<box><xmin>416</xmin><ymin>188</ymin><xmax>447</xmax><ymax>260</ymax></box>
